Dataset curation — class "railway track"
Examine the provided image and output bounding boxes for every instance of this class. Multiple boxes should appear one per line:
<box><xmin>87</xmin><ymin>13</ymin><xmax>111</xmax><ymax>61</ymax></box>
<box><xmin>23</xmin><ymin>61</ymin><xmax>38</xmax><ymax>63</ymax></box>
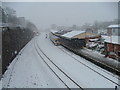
<box><xmin>58</xmin><ymin>46</ymin><xmax>120</xmax><ymax>87</ymax></box>
<box><xmin>59</xmin><ymin>46</ymin><xmax>119</xmax><ymax>78</ymax></box>
<box><xmin>34</xmin><ymin>38</ymin><xmax>84</xmax><ymax>89</ymax></box>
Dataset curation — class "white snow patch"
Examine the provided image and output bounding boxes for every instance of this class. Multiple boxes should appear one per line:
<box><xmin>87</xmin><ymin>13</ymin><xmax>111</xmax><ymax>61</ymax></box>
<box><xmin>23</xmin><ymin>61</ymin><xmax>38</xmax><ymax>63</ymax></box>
<box><xmin>102</xmin><ymin>35</ymin><xmax>120</xmax><ymax>44</ymax></box>
<box><xmin>14</xmin><ymin>51</ymin><xmax>17</xmax><ymax>54</ymax></box>
<box><xmin>50</xmin><ymin>29</ymin><xmax>58</xmax><ymax>34</ymax></box>
<box><xmin>108</xmin><ymin>25</ymin><xmax>120</xmax><ymax>28</ymax></box>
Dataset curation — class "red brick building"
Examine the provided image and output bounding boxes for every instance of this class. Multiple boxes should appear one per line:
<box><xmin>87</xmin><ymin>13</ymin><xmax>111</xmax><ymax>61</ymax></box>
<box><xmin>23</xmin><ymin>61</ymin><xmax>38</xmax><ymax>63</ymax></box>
<box><xmin>104</xmin><ymin>36</ymin><xmax>120</xmax><ymax>59</ymax></box>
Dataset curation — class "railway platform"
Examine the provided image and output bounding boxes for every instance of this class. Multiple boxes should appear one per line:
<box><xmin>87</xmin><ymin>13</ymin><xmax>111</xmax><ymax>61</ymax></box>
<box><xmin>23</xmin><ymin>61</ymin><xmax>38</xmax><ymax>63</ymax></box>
<box><xmin>76</xmin><ymin>48</ymin><xmax>120</xmax><ymax>76</ymax></box>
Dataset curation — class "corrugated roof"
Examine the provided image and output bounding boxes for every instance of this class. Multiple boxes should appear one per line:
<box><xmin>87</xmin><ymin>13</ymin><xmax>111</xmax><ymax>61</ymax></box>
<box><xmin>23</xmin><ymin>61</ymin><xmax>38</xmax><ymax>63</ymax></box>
<box><xmin>62</xmin><ymin>31</ymin><xmax>85</xmax><ymax>38</ymax></box>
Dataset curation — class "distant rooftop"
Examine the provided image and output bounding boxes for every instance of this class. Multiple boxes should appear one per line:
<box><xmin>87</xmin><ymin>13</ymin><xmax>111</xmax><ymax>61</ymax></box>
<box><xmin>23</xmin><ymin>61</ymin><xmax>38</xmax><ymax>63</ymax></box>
<box><xmin>0</xmin><ymin>23</ymin><xmax>9</xmax><ymax>27</ymax></box>
<box><xmin>107</xmin><ymin>25</ymin><xmax>120</xmax><ymax>28</ymax></box>
<box><xmin>50</xmin><ymin>30</ymin><xmax>58</xmax><ymax>34</ymax></box>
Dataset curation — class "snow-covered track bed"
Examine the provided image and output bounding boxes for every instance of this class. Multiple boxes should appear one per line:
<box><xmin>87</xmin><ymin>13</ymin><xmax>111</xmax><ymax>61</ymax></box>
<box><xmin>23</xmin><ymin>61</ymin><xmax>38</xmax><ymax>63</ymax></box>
<box><xmin>58</xmin><ymin>46</ymin><xmax>120</xmax><ymax>87</ymax></box>
<box><xmin>59</xmin><ymin>42</ymin><xmax>120</xmax><ymax>76</ymax></box>
<box><xmin>3</xmin><ymin>32</ymin><xmax>119</xmax><ymax>88</ymax></box>
<box><xmin>34</xmin><ymin>39</ymin><xmax>84</xmax><ymax>89</ymax></box>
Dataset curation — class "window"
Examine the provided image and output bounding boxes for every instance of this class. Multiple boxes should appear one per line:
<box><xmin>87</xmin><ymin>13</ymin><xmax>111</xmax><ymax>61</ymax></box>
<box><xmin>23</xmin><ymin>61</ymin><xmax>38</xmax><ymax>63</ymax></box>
<box><xmin>112</xmin><ymin>28</ymin><xmax>118</xmax><ymax>36</ymax></box>
<box><xmin>118</xmin><ymin>30</ymin><xmax>120</xmax><ymax>36</ymax></box>
<box><xmin>113</xmin><ymin>29</ymin><xmax>115</xmax><ymax>33</ymax></box>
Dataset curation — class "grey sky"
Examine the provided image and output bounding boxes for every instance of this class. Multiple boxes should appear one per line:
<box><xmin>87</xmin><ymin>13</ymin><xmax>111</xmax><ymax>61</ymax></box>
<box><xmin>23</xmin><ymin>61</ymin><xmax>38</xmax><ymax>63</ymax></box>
<box><xmin>3</xmin><ymin>2</ymin><xmax>118</xmax><ymax>30</ymax></box>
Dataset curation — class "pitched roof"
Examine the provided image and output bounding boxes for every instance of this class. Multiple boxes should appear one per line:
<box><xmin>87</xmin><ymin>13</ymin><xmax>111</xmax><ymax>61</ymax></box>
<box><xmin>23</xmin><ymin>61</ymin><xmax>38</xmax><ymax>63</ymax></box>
<box><xmin>62</xmin><ymin>31</ymin><xmax>85</xmax><ymax>38</ymax></box>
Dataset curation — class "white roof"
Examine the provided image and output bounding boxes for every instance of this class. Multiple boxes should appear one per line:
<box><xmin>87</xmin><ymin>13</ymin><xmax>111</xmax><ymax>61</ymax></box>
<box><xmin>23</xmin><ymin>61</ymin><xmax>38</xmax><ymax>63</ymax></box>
<box><xmin>102</xmin><ymin>35</ymin><xmax>120</xmax><ymax>44</ymax></box>
<box><xmin>62</xmin><ymin>31</ymin><xmax>85</xmax><ymax>38</ymax></box>
<box><xmin>50</xmin><ymin>29</ymin><xmax>58</xmax><ymax>34</ymax></box>
<box><xmin>108</xmin><ymin>25</ymin><xmax>120</xmax><ymax>28</ymax></box>
<box><xmin>89</xmin><ymin>38</ymin><xmax>99</xmax><ymax>41</ymax></box>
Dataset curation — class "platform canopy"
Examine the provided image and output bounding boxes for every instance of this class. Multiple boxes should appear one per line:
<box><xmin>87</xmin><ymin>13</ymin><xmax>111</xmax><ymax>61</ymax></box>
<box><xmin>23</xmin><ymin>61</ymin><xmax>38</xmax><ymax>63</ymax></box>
<box><xmin>62</xmin><ymin>30</ymin><xmax>101</xmax><ymax>39</ymax></box>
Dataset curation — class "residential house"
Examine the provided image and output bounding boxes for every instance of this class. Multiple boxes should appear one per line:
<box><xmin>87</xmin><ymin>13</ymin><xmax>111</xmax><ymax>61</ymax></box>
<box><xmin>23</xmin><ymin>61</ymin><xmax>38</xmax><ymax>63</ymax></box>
<box><xmin>104</xmin><ymin>25</ymin><xmax>120</xmax><ymax>60</ymax></box>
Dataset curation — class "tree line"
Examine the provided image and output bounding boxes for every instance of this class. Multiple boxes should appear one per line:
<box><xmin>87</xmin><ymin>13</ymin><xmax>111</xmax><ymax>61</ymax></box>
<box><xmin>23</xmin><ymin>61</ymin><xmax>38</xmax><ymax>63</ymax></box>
<box><xmin>1</xmin><ymin>6</ymin><xmax>38</xmax><ymax>74</ymax></box>
<box><xmin>50</xmin><ymin>19</ymin><xmax>118</xmax><ymax>32</ymax></box>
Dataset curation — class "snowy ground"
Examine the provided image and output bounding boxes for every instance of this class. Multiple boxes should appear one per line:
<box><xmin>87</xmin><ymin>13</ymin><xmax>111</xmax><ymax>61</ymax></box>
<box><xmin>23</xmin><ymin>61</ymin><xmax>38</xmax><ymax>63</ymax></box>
<box><xmin>2</xmin><ymin>37</ymin><xmax>66</xmax><ymax>88</ymax></box>
<box><xmin>1</xmin><ymin>32</ymin><xmax>120</xmax><ymax>89</ymax></box>
<box><xmin>79</xmin><ymin>48</ymin><xmax>120</xmax><ymax>70</ymax></box>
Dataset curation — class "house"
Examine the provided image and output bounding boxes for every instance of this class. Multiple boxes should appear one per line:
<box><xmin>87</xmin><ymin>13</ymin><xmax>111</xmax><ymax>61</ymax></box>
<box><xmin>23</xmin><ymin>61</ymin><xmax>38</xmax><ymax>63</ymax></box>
<box><xmin>104</xmin><ymin>36</ymin><xmax>120</xmax><ymax>59</ymax></box>
<box><xmin>103</xmin><ymin>25</ymin><xmax>120</xmax><ymax>59</ymax></box>
<box><xmin>107</xmin><ymin>24</ymin><xmax>120</xmax><ymax>36</ymax></box>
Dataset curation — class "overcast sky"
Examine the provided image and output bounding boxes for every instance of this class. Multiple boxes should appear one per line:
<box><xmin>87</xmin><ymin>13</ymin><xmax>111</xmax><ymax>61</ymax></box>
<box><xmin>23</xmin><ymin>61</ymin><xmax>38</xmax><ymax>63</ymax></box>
<box><xmin>3</xmin><ymin>2</ymin><xmax>118</xmax><ymax>30</ymax></box>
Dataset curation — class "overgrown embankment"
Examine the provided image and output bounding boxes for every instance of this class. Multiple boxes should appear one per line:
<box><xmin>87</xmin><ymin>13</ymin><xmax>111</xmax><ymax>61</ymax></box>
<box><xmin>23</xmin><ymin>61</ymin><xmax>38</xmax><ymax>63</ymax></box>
<box><xmin>2</xmin><ymin>27</ymin><xmax>35</xmax><ymax>74</ymax></box>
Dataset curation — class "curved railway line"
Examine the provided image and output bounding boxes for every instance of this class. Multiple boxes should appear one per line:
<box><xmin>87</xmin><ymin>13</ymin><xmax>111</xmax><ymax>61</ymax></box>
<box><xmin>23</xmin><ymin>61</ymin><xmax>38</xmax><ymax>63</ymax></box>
<box><xmin>34</xmin><ymin>38</ymin><xmax>84</xmax><ymax>89</ymax></box>
<box><xmin>35</xmin><ymin>35</ymin><xmax>120</xmax><ymax>88</ymax></box>
<box><xmin>57</xmin><ymin>46</ymin><xmax>120</xmax><ymax>87</ymax></box>
<box><xmin>59</xmin><ymin>46</ymin><xmax>119</xmax><ymax>79</ymax></box>
<box><xmin>60</xmin><ymin>43</ymin><xmax>120</xmax><ymax>76</ymax></box>
<box><xmin>5</xmin><ymin>35</ymin><xmax>120</xmax><ymax>88</ymax></box>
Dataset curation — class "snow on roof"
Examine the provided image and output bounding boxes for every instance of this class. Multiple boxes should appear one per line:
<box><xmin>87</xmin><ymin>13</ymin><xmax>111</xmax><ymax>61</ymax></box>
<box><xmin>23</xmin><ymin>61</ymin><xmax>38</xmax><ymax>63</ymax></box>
<box><xmin>50</xmin><ymin>29</ymin><xmax>58</xmax><ymax>34</ymax></box>
<box><xmin>0</xmin><ymin>23</ymin><xmax>9</xmax><ymax>27</ymax></box>
<box><xmin>62</xmin><ymin>31</ymin><xmax>85</xmax><ymax>38</ymax></box>
<box><xmin>108</xmin><ymin>25</ymin><xmax>120</xmax><ymax>28</ymax></box>
<box><xmin>89</xmin><ymin>38</ymin><xmax>99</xmax><ymax>41</ymax></box>
<box><xmin>102</xmin><ymin>35</ymin><xmax>120</xmax><ymax>44</ymax></box>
